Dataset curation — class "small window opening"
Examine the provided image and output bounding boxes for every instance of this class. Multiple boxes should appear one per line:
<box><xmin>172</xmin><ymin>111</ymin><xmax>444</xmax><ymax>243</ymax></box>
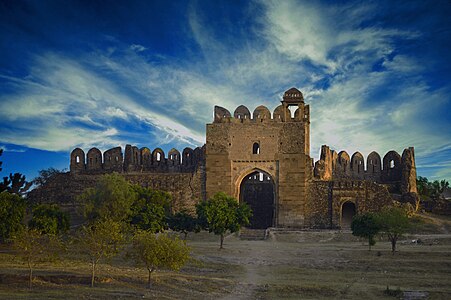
<box><xmin>115</xmin><ymin>156</ymin><xmax>119</xmax><ymax>162</ymax></box>
<box><xmin>253</xmin><ymin>142</ymin><xmax>260</xmax><ymax>154</ymax></box>
<box><xmin>76</xmin><ymin>156</ymin><xmax>80</xmax><ymax>163</ymax></box>
<box><xmin>390</xmin><ymin>160</ymin><xmax>395</xmax><ymax>169</ymax></box>
<box><xmin>156</xmin><ymin>152</ymin><xmax>161</xmax><ymax>161</ymax></box>
<box><xmin>259</xmin><ymin>172</ymin><xmax>264</xmax><ymax>181</ymax></box>
<box><xmin>238</xmin><ymin>115</ymin><xmax>241</xmax><ymax>119</ymax></box>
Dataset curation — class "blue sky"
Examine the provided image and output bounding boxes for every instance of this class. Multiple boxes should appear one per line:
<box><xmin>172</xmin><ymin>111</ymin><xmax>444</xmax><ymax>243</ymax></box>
<box><xmin>0</xmin><ymin>0</ymin><xmax>450</xmax><ymax>182</ymax></box>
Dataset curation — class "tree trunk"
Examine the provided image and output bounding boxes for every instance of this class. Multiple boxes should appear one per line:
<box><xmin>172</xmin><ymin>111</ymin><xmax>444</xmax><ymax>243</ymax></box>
<box><xmin>28</xmin><ymin>258</ymin><xmax>33</xmax><ymax>289</ymax></box>
<box><xmin>91</xmin><ymin>259</ymin><xmax>96</xmax><ymax>287</ymax></box>
<box><xmin>391</xmin><ymin>238</ymin><xmax>397</xmax><ymax>255</ymax></box>
<box><xmin>220</xmin><ymin>234</ymin><xmax>224</xmax><ymax>249</ymax></box>
<box><xmin>147</xmin><ymin>268</ymin><xmax>154</xmax><ymax>289</ymax></box>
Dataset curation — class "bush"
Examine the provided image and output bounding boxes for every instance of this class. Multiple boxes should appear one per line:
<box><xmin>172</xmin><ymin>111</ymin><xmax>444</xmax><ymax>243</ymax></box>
<box><xmin>28</xmin><ymin>204</ymin><xmax>70</xmax><ymax>235</ymax></box>
<box><xmin>0</xmin><ymin>191</ymin><xmax>26</xmax><ymax>243</ymax></box>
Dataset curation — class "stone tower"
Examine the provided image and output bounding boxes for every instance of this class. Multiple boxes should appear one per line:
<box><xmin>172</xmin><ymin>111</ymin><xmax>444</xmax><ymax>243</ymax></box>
<box><xmin>205</xmin><ymin>87</ymin><xmax>312</xmax><ymax>228</ymax></box>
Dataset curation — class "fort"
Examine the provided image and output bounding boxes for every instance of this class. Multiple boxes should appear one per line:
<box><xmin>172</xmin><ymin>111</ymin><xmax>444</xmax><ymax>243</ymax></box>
<box><xmin>29</xmin><ymin>87</ymin><xmax>418</xmax><ymax>229</ymax></box>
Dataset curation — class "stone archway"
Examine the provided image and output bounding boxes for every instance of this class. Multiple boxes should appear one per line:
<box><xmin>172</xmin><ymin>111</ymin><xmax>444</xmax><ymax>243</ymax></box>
<box><xmin>341</xmin><ymin>201</ymin><xmax>356</xmax><ymax>228</ymax></box>
<box><xmin>239</xmin><ymin>170</ymin><xmax>275</xmax><ymax>229</ymax></box>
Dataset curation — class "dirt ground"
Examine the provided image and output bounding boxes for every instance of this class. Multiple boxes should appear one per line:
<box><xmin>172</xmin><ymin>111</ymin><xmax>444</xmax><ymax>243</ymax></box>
<box><xmin>1</xmin><ymin>215</ymin><xmax>451</xmax><ymax>299</ymax></box>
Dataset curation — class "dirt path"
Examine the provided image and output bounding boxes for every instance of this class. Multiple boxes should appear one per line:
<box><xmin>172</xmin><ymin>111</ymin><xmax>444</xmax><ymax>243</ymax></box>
<box><xmin>219</xmin><ymin>238</ymin><xmax>276</xmax><ymax>299</ymax></box>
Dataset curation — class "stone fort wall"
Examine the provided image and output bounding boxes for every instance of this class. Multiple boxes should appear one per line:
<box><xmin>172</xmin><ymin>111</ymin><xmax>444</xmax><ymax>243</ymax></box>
<box><xmin>29</xmin><ymin>145</ymin><xmax>206</xmax><ymax>216</ymax></box>
<box><xmin>28</xmin><ymin>87</ymin><xmax>419</xmax><ymax>229</ymax></box>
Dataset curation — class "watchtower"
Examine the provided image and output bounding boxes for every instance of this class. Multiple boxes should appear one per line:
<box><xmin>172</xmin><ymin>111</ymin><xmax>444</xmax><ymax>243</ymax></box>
<box><xmin>205</xmin><ymin>87</ymin><xmax>312</xmax><ymax>228</ymax></box>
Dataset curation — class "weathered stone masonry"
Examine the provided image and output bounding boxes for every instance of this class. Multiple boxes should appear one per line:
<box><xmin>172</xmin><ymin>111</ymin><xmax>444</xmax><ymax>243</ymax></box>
<box><xmin>29</xmin><ymin>87</ymin><xmax>418</xmax><ymax>229</ymax></box>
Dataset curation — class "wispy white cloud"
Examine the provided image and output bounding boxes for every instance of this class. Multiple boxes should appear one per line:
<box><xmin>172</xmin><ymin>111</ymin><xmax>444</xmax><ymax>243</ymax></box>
<box><xmin>0</xmin><ymin>145</ymin><xmax>26</xmax><ymax>153</ymax></box>
<box><xmin>0</xmin><ymin>53</ymin><xmax>205</xmax><ymax>152</ymax></box>
<box><xmin>130</xmin><ymin>44</ymin><xmax>147</xmax><ymax>52</ymax></box>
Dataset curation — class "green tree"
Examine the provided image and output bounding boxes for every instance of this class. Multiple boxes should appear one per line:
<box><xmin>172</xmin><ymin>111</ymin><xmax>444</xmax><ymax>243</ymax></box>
<box><xmin>130</xmin><ymin>186</ymin><xmax>171</xmax><ymax>232</ymax></box>
<box><xmin>351</xmin><ymin>213</ymin><xmax>381</xmax><ymax>251</ymax></box>
<box><xmin>130</xmin><ymin>231</ymin><xmax>190</xmax><ymax>289</ymax></box>
<box><xmin>32</xmin><ymin>168</ymin><xmax>64</xmax><ymax>187</ymax></box>
<box><xmin>417</xmin><ymin>176</ymin><xmax>449</xmax><ymax>201</ymax></box>
<box><xmin>0</xmin><ymin>173</ymin><xmax>32</xmax><ymax>196</ymax></box>
<box><xmin>75</xmin><ymin>219</ymin><xmax>124</xmax><ymax>287</ymax></box>
<box><xmin>28</xmin><ymin>204</ymin><xmax>70</xmax><ymax>235</ymax></box>
<box><xmin>0</xmin><ymin>191</ymin><xmax>26</xmax><ymax>243</ymax></box>
<box><xmin>12</xmin><ymin>227</ymin><xmax>62</xmax><ymax>289</ymax></box>
<box><xmin>78</xmin><ymin>173</ymin><xmax>137</xmax><ymax>223</ymax></box>
<box><xmin>196</xmin><ymin>192</ymin><xmax>252</xmax><ymax>249</ymax></box>
<box><xmin>376</xmin><ymin>207</ymin><xmax>411</xmax><ymax>254</ymax></box>
<box><xmin>168</xmin><ymin>211</ymin><xmax>200</xmax><ymax>240</ymax></box>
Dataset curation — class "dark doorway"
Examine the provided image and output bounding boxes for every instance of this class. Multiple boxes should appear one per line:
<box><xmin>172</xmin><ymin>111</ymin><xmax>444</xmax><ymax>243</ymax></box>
<box><xmin>341</xmin><ymin>202</ymin><xmax>356</xmax><ymax>228</ymax></box>
<box><xmin>240</xmin><ymin>171</ymin><xmax>275</xmax><ymax>229</ymax></box>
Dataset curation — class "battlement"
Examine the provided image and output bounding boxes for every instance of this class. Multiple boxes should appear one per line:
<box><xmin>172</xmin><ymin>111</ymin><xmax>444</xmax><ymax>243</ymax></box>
<box><xmin>213</xmin><ymin>103</ymin><xmax>309</xmax><ymax>123</ymax></box>
<box><xmin>70</xmin><ymin>144</ymin><xmax>205</xmax><ymax>174</ymax></box>
<box><xmin>313</xmin><ymin>145</ymin><xmax>417</xmax><ymax>194</ymax></box>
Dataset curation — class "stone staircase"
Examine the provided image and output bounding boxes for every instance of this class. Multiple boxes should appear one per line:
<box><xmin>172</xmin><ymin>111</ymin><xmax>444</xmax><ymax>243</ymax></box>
<box><xmin>239</xmin><ymin>228</ymin><xmax>269</xmax><ymax>240</ymax></box>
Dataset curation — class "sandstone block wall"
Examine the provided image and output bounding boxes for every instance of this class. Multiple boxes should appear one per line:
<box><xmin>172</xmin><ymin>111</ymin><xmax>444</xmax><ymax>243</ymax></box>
<box><xmin>313</xmin><ymin>145</ymin><xmax>418</xmax><ymax>195</ymax></box>
<box><xmin>206</xmin><ymin>89</ymin><xmax>311</xmax><ymax>228</ymax></box>
<box><xmin>307</xmin><ymin>180</ymin><xmax>393</xmax><ymax>228</ymax></box>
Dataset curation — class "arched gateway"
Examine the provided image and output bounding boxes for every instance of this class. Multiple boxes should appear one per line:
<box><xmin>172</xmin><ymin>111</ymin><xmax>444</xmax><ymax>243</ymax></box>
<box><xmin>341</xmin><ymin>201</ymin><xmax>356</xmax><ymax>228</ymax></box>
<box><xmin>240</xmin><ymin>171</ymin><xmax>275</xmax><ymax>229</ymax></box>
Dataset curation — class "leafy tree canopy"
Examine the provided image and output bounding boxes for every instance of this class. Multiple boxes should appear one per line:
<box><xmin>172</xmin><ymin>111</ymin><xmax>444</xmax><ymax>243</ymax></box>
<box><xmin>130</xmin><ymin>230</ymin><xmax>190</xmax><ymax>288</ymax></box>
<box><xmin>376</xmin><ymin>206</ymin><xmax>411</xmax><ymax>254</ymax></box>
<box><xmin>417</xmin><ymin>176</ymin><xmax>449</xmax><ymax>201</ymax></box>
<box><xmin>75</xmin><ymin>219</ymin><xmax>124</xmax><ymax>287</ymax></box>
<box><xmin>12</xmin><ymin>227</ymin><xmax>63</xmax><ymax>289</ymax></box>
<box><xmin>28</xmin><ymin>204</ymin><xmax>70</xmax><ymax>235</ymax></box>
<box><xmin>351</xmin><ymin>212</ymin><xmax>381</xmax><ymax>250</ymax></box>
<box><xmin>78</xmin><ymin>173</ymin><xmax>137</xmax><ymax>223</ymax></box>
<box><xmin>32</xmin><ymin>168</ymin><xmax>65</xmax><ymax>187</ymax></box>
<box><xmin>130</xmin><ymin>185</ymin><xmax>171</xmax><ymax>233</ymax></box>
<box><xmin>0</xmin><ymin>191</ymin><xmax>26</xmax><ymax>243</ymax></box>
<box><xmin>168</xmin><ymin>210</ymin><xmax>200</xmax><ymax>240</ymax></box>
<box><xmin>0</xmin><ymin>173</ymin><xmax>32</xmax><ymax>196</ymax></box>
<box><xmin>196</xmin><ymin>192</ymin><xmax>252</xmax><ymax>248</ymax></box>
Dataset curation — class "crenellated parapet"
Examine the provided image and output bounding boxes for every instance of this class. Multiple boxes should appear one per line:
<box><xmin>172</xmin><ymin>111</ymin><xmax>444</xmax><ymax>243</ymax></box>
<box><xmin>213</xmin><ymin>89</ymin><xmax>310</xmax><ymax>124</ymax></box>
<box><xmin>313</xmin><ymin>145</ymin><xmax>417</xmax><ymax>195</ymax></box>
<box><xmin>70</xmin><ymin>144</ymin><xmax>205</xmax><ymax>174</ymax></box>
<box><xmin>214</xmin><ymin>104</ymin><xmax>310</xmax><ymax>123</ymax></box>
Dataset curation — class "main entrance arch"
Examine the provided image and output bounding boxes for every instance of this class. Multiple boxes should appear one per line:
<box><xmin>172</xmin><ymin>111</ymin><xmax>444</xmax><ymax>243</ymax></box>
<box><xmin>239</xmin><ymin>170</ymin><xmax>275</xmax><ymax>229</ymax></box>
